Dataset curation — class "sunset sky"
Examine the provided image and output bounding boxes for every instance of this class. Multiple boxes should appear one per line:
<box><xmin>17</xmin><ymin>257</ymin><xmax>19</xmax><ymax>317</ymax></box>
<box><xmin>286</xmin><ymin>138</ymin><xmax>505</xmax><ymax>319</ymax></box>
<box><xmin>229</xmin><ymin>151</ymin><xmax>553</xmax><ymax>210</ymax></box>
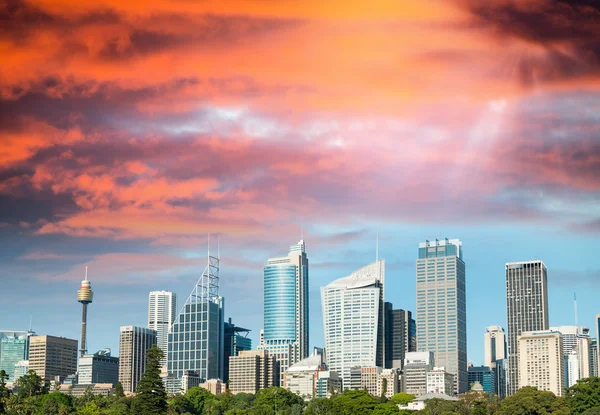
<box><xmin>1</xmin><ymin>0</ymin><xmax>599</xmax><ymax>365</ymax></box>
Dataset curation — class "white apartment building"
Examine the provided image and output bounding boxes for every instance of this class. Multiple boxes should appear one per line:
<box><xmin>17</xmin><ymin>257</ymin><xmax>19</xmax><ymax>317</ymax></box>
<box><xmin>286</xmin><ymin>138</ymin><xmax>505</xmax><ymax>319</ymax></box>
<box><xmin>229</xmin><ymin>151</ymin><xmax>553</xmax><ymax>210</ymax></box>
<box><xmin>518</xmin><ymin>330</ymin><xmax>564</xmax><ymax>397</ymax></box>
<box><xmin>148</xmin><ymin>291</ymin><xmax>176</xmax><ymax>369</ymax></box>
<box><xmin>426</xmin><ymin>367</ymin><xmax>455</xmax><ymax>396</ymax></box>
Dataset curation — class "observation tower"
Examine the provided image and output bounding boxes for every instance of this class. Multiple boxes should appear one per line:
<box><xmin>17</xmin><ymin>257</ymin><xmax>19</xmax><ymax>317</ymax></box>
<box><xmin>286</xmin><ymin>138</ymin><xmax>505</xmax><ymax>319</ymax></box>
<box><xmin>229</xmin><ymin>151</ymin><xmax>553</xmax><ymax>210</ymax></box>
<box><xmin>77</xmin><ymin>267</ymin><xmax>93</xmax><ymax>357</ymax></box>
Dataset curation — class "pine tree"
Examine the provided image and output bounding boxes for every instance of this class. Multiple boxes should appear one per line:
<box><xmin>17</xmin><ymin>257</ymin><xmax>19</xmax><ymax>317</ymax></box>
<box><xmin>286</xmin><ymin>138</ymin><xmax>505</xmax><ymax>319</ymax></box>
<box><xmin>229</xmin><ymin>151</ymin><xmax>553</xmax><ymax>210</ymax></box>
<box><xmin>114</xmin><ymin>382</ymin><xmax>125</xmax><ymax>398</ymax></box>
<box><xmin>130</xmin><ymin>345</ymin><xmax>167</xmax><ymax>415</ymax></box>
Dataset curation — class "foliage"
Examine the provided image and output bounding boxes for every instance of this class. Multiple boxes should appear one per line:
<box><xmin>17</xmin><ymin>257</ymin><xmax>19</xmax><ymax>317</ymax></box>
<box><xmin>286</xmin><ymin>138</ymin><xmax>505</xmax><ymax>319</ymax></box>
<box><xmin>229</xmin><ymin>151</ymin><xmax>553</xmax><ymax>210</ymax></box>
<box><xmin>499</xmin><ymin>386</ymin><xmax>570</xmax><ymax>415</ymax></box>
<box><xmin>40</xmin><ymin>392</ymin><xmax>74</xmax><ymax>414</ymax></box>
<box><xmin>421</xmin><ymin>397</ymin><xmax>469</xmax><ymax>415</ymax></box>
<box><xmin>373</xmin><ymin>401</ymin><xmax>401</xmax><ymax>414</ymax></box>
<box><xmin>185</xmin><ymin>386</ymin><xmax>215</xmax><ymax>414</ymax></box>
<box><xmin>305</xmin><ymin>397</ymin><xmax>336</xmax><ymax>415</ymax></box>
<box><xmin>130</xmin><ymin>345</ymin><xmax>168</xmax><ymax>415</ymax></box>
<box><xmin>16</xmin><ymin>370</ymin><xmax>50</xmax><ymax>398</ymax></box>
<box><xmin>567</xmin><ymin>378</ymin><xmax>600</xmax><ymax>414</ymax></box>
<box><xmin>390</xmin><ymin>392</ymin><xmax>415</xmax><ymax>406</ymax></box>
<box><xmin>331</xmin><ymin>389</ymin><xmax>377</xmax><ymax>415</ymax></box>
<box><xmin>582</xmin><ymin>408</ymin><xmax>600</xmax><ymax>415</ymax></box>
<box><xmin>0</xmin><ymin>369</ymin><xmax>10</xmax><ymax>414</ymax></box>
<box><xmin>113</xmin><ymin>382</ymin><xmax>125</xmax><ymax>398</ymax></box>
<box><xmin>254</xmin><ymin>386</ymin><xmax>305</xmax><ymax>411</ymax></box>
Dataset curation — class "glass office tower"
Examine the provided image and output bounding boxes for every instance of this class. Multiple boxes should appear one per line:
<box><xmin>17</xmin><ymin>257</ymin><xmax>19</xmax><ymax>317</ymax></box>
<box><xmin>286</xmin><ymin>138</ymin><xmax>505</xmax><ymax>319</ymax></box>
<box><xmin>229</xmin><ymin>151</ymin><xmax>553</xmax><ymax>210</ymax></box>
<box><xmin>416</xmin><ymin>238</ymin><xmax>467</xmax><ymax>394</ymax></box>
<box><xmin>262</xmin><ymin>240</ymin><xmax>309</xmax><ymax>385</ymax></box>
<box><xmin>168</xmin><ymin>250</ymin><xmax>224</xmax><ymax>382</ymax></box>
<box><xmin>0</xmin><ymin>331</ymin><xmax>33</xmax><ymax>381</ymax></box>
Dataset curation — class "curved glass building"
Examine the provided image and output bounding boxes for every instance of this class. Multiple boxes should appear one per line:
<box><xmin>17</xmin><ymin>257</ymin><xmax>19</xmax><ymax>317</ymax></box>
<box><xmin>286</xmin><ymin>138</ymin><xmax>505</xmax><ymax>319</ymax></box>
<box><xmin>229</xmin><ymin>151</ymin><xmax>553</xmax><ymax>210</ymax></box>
<box><xmin>264</xmin><ymin>263</ymin><xmax>297</xmax><ymax>341</ymax></box>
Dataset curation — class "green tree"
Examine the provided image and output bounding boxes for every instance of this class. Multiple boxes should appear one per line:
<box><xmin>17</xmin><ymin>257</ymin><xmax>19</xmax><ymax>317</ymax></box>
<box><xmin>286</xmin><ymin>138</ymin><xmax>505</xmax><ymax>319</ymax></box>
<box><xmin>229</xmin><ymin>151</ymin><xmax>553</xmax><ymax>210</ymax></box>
<box><xmin>253</xmin><ymin>386</ymin><xmax>304</xmax><ymax>412</ymax></box>
<box><xmin>114</xmin><ymin>382</ymin><xmax>125</xmax><ymax>398</ymax></box>
<box><xmin>582</xmin><ymin>408</ymin><xmax>600</xmax><ymax>415</ymax></box>
<box><xmin>40</xmin><ymin>392</ymin><xmax>74</xmax><ymax>415</ymax></box>
<box><xmin>567</xmin><ymin>378</ymin><xmax>600</xmax><ymax>414</ymax></box>
<box><xmin>224</xmin><ymin>410</ymin><xmax>252</xmax><ymax>415</ymax></box>
<box><xmin>168</xmin><ymin>394</ymin><xmax>193</xmax><ymax>415</ymax></box>
<box><xmin>230</xmin><ymin>392</ymin><xmax>255</xmax><ymax>410</ymax></box>
<box><xmin>130</xmin><ymin>345</ymin><xmax>167</xmax><ymax>415</ymax></box>
<box><xmin>373</xmin><ymin>401</ymin><xmax>400</xmax><ymax>414</ymax></box>
<box><xmin>78</xmin><ymin>402</ymin><xmax>102</xmax><ymax>415</ymax></box>
<box><xmin>390</xmin><ymin>392</ymin><xmax>415</xmax><ymax>406</ymax></box>
<box><xmin>331</xmin><ymin>390</ymin><xmax>377</xmax><ymax>415</ymax></box>
<box><xmin>16</xmin><ymin>370</ymin><xmax>49</xmax><ymax>398</ymax></box>
<box><xmin>305</xmin><ymin>397</ymin><xmax>336</xmax><ymax>415</ymax></box>
<box><xmin>0</xmin><ymin>369</ymin><xmax>10</xmax><ymax>414</ymax></box>
<box><xmin>422</xmin><ymin>398</ymin><xmax>468</xmax><ymax>415</ymax></box>
<box><xmin>184</xmin><ymin>386</ymin><xmax>215</xmax><ymax>414</ymax></box>
<box><xmin>380</xmin><ymin>378</ymin><xmax>388</xmax><ymax>400</ymax></box>
<box><xmin>500</xmin><ymin>386</ymin><xmax>570</xmax><ymax>415</ymax></box>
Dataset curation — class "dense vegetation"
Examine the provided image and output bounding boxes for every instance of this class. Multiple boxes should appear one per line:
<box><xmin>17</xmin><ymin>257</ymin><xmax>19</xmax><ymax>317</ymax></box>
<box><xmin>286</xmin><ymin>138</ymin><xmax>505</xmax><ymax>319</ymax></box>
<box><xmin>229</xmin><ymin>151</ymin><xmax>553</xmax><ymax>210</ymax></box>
<box><xmin>2</xmin><ymin>350</ymin><xmax>600</xmax><ymax>415</ymax></box>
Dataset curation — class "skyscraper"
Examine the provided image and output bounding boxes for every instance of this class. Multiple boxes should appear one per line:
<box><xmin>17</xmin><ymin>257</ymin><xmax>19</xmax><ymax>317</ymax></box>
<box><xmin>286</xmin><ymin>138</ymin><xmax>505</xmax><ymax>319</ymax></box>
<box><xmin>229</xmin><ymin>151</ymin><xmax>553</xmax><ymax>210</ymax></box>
<box><xmin>78</xmin><ymin>349</ymin><xmax>119</xmax><ymax>385</ymax></box>
<box><xmin>262</xmin><ymin>240</ymin><xmax>309</xmax><ymax>384</ymax></box>
<box><xmin>506</xmin><ymin>260</ymin><xmax>549</xmax><ymax>395</ymax></box>
<box><xmin>589</xmin><ymin>339</ymin><xmax>598</xmax><ymax>377</ymax></box>
<box><xmin>596</xmin><ymin>314</ymin><xmax>600</xmax><ymax>375</ymax></box>
<box><xmin>228</xmin><ymin>350</ymin><xmax>278</xmax><ymax>394</ymax></box>
<box><xmin>518</xmin><ymin>330</ymin><xmax>564</xmax><ymax>396</ymax></box>
<box><xmin>484</xmin><ymin>326</ymin><xmax>507</xmax><ymax>396</ymax></box>
<box><xmin>118</xmin><ymin>326</ymin><xmax>156</xmax><ymax>393</ymax></box>
<box><xmin>550</xmin><ymin>325</ymin><xmax>591</xmax><ymax>387</ymax></box>
<box><xmin>148</xmin><ymin>291</ymin><xmax>177</xmax><ymax>368</ymax></box>
<box><xmin>224</xmin><ymin>318</ymin><xmax>252</xmax><ymax>383</ymax></box>
<box><xmin>321</xmin><ymin>260</ymin><xmax>385</xmax><ymax>386</ymax></box>
<box><xmin>29</xmin><ymin>335</ymin><xmax>78</xmax><ymax>380</ymax></box>
<box><xmin>384</xmin><ymin>303</ymin><xmax>415</xmax><ymax>369</ymax></box>
<box><xmin>0</xmin><ymin>330</ymin><xmax>34</xmax><ymax>381</ymax></box>
<box><xmin>168</xmin><ymin>246</ymin><xmax>224</xmax><ymax>382</ymax></box>
<box><xmin>416</xmin><ymin>238</ymin><xmax>467</xmax><ymax>394</ymax></box>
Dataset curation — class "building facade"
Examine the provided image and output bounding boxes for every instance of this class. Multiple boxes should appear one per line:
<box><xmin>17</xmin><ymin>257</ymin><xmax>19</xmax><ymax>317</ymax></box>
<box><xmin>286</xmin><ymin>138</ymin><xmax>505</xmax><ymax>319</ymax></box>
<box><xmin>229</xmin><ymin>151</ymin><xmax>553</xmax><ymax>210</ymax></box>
<box><xmin>403</xmin><ymin>351</ymin><xmax>434</xmax><ymax>397</ymax></box>
<box><xmin>28</xmin><ymin>335</ymin><xmax>78</xmax><ymax>381</ymax></box>
<box><xmin>590</xmin><ymin>340</ymin><xmax>598</xmax><ymax>378</ymax></box>
<box><xmin>283</xmin><ymin>353</ymin><xmax>323</xmax><ymax>399</ymax></box>
<box><xmin>78</xmin><ymin>349</ymin><xmax>119</xmax><ymax>385</ymax></box>
<box><xmin>506</xmin><ymin>260</ymin><xmax>549</xmax><ymax>396</ymax></box>
<box><xmin>518</xmin><ymin>330</ymin><xmax>564</xmax><ymax>397</ymax></box>
<box><xmin>224</xmin><ymin>318</ymin><xmax>252</xmax><ymax>383</ymax></box>
<box><xmin>316</xmin><ymin>371</ymin><xmax>342</xmax><ymax>398</ymax></box>
<box><xmin>384</xmin><ymin>303</ymin><xmax>415</xmax><ymax>369</ymax></box>
<box><xmin>200</xmin><ymin>378</ymin><xmax>226</xmax><ymax>394</ymax></box>
<box><xmin>551</xmin><ymin>326</ymin><xmax>591</xmax><ymax>387</ymax></box>
<box><xmin>427</xmin><ymin>367</ymin><xmax>455</xmax><ymax>396</ymax></box>
<box><xmin>118</xmin><ymin>326</ymin><xmax>156</xmax><ymax>393</ymax></box>
<box><xmin>321</xmin><ymin>260</ymin><xmax>385</xmax><ymax>386</ymax></box>
<box><xmin>484</xmin><ymin>326</ymin><xmax>507</xmax><ymax>369</ymax></box>
<box><xmin>228</xmin><ymin>350</ymin><xmax>278</xmax><ymax>394</ymax></box>
<box><xmin>168</xmin><ymin>252</ymin><xmax>224</xmax><ymax>382</ymax></box>
<box><xmin>416</xmin><ymin>239</ymin><xmax>467</xmax><ymax>394</ymax></box>
<box><xmin>262</xmin><ymin>240</ymin><xmax>309</xmax><ymax>385</ymax></box>
<box><xmin>13</xmin><ymin>360</ymin><xmax>29</xmax><ymax>381</ymax></box>
<box><xmin>0</xmin><ymin>330</ymin><xmax>33</xmax><ymax>381</ymax></box>
<box><xmin>467</xmin><ymin>365</ymin><xmax>495</xmax><ymax>395</ymax></box>
<box><xmin>148</xmin><ymin>291</ymin><xmax>176</xmax><ymax>369</ymax></box>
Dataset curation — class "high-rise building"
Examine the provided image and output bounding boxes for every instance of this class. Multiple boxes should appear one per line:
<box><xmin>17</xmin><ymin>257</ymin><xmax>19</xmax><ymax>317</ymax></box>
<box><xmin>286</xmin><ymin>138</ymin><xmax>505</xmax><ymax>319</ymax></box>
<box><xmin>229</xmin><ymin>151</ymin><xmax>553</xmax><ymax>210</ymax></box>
<box><xmin>262</xmin><ymin>240</ymin><xmax>309</xmax><ymax>384</ymax></box>
<box><xmin>283</xmin><ymin>352</ymin><xmax>324</xmax><ymax>398</ymax></box>
<box><xmin>168</xmin><ymin>248</ymin><xmax>224</xmax><ymax>382</ymax></box>
<box><xmin>467</xmin><ymin>365</ymin><xmax>495</xmax><ymax>395</ymax></box>
<box><xmin>518</xmin><ymin>330</ymin><xmax>564</xmax><ymax>396</ymax></box>
<box><xmin>506</xmin><ymin>260</ymin><xmax>549</xmax><ymax>396</ymax></box>
<box><xmin>0</xmin><ymin>330</ymin><xmax>34</xmax><ymax>381</ymax></box>
<box><xmin>551</xmin><ymin>326</ymin><xmax>591</xmax><ymax>387</ymax></box>
<box><xmin>118</xmin><ymin>326</ymin><xmax>156</xmax><ymax>393</ymax></box>
<box><xmin>13</xmin><ymin>360</ymin><xmax>29</xmax><ymax>381</ymax></box>
<box><xmin>496</xmin><ymin>358</ymin><xmax>509</xmax><ymax>398</ymax></box>
<box><xmin>484</xmin><ymin>326</ymin><xmax>507</xmax><ymax>369</ymax></box>
<box><xmin>228</xmin><ymin>350</ymin><xmax>278</xmax><ymax>394</ymax></box>
<box><xmin>148</xmin><ymin>291</ymin><xmax>176</xmax><ymax>369</ymax></box>
<box><xmin>403</xmin><ymin>351</ymin><xmax>434</xmax><ymax>397</ymax></box>
<box><xmin>427</xmin><ymin>367</ymin><xmax>455</xmax><ymax>396</ymax></box>
<box><xmin>78</xmin><ymin>349</ymin><xmax>119</xmax><ymax>385</ymax></box>
<box><xmin>384</xmin><ymin>303</ymin><xmax>415</xmax><ymax>369</ymax></box>
<box><xmin>29</xmin><ymin>335</ymin><xmax>78</xmax><ymax>381</ymax></box>
<box><xmin>597</xmin><ymin>315</ymin><xmax>600</xmax><ymax>373</ymax></box>
<box><xmin>77</xmin><ymin>267</ymin><xmax>93</xmax><ymax>357</ymax></box>
<box><xmin>416</xmin><ymin>238</ymin><xmax>467</xmax><ymax>394</ymax></box>
<box><xmin>224</xmin><ymin>318</ymin><xmax>252</xmax><ymax>383</ymax></box>
<box><xmin>321</xmin><ymin>260</ymin><xmax>385</xmax><ymax>386</ymax></box>
<box><xmin>590</xmin><ymin>340</ymin><xmax>598</xmax><ymax>378</ymax></box>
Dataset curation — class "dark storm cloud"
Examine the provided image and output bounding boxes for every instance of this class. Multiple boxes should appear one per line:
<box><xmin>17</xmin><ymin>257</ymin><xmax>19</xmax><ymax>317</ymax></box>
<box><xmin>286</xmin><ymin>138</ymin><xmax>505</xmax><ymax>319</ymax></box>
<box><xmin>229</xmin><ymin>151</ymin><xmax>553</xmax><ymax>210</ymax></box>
<box><xmin>465</xmin><ymin>0</ymin><xmax>600</xmax><ymax>85</ymax></box>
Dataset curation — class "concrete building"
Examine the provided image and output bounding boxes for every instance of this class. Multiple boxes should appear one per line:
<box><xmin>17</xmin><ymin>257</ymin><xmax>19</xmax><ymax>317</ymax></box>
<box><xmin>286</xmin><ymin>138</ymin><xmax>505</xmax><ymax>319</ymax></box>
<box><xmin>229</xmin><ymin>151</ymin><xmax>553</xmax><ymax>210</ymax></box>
<box><xmin>403</xmin><ymin>351</ymin><xmax>434</xmax><ymax>397</ymax></box>
<box><xmin>59</xmin><ymin>383</ymin><xmax>113</xmax><ymax>397</ymax></box>
<box><xmin>384</xmin><ymin>303</ymin><xmax>415</xmax><ymax>369</ymax></box>
<box><xmin>597</xmin><ymin>315</ymin><xmax>600</xmax><ymax>373</ymax></box>
<box><xmin>427</xmin><ymin>367</ymin><xmax>454</xmax><ymax>396</ymax></box>
<box><xmin>506</xmin><ymin>260</ymin><xmax>549</xmax><ymax>396</ymax></box>
<box><xmin>484</xmin><ymin>326</ymin><xmax>507</xmax><ymax>396</ymax></box>
<box><xmin>283</xmin><ymin>353</ymin><xmax>323</xmax><ymax>398</ymax></box>
<box><xmin>467</xmin><ymin>365</ymin><xmax>495</xmax><ymax>395</ymax></box>
<box><xmin>13</xmin><ymin>360</ymin><xmax>29</xmax><ymax>381</ymax></box>
<box><xmin>228</xmin><ymin>350</ymin><xmax>278</xmax><ymax>394</ymax></box>
<box><xmin>168</xmin><ymin>249</ymin><xmax>224</xmax><ymax>383</ymax></box>
<box><xmin>118</xmin><ymin>326</ymin><xmax>156</xmax><ymax>394</ymax></box>
<box><xmin>551</xmin><ymin>326</ymin><xmax>591</xmax><ymax>387</ymax></box>
<box><xmin>379</xmin><ymin>368</ymin><xmax>400</xmax><ymax>399</ymax></box>
<box><xmin>321</xmin><ymin>260</ymin><xmax>385</xmax><ymax>386</ymax></box>
<box><xmin>316</xmin><ymin>371</ymin><xmax>342</xmax><ymax>398</ymax></box>
<box><xmin>200</xmin><ymin>378</ymin><xmax>226</xmax><ymax>394</ymax></box>
<box><xmin>496</xmin><ymin>358</ymin><xmax>509</xmax><ymax>398</ymax></box>
<box><xmin>148</xmin><ymin>290</ymin><xmax>176</xmax><ymax>369</ymax></box>
<box><xmin>416</xmin><ymin>239</ymin><xmax>467</xmax><ymax>394</ymax></box>
<box><xmin>261</xmin><ymin>240</ymin><xmax>309</xmax><ymax>385</ymax></box>
<box><xmin>360</xmin><ymin>366</ymin><xmax>382</xmax><ymax>397</ymax></box>
<box><xmin>78</xmin><ymin>349</ymin><xmax>119</xmax><ymax>385</ymax></box>
<box><xmin>0</xmin><ymin>330</ymin><xmax>34</xmax><ymax>381</ymax></box>
<box><xmin>28</xmin><ymin>335</ymin><xmax>78</xmax><ymax>381</ymax></box>
<box><xmin>518</xmin><ymin>330</ymin><xmax>564</xmax><ymax>397</ymax></box>
<box><xmin>224</xmin><ymin>318</ymin><xmax>252</xmax><ymax>383</ymax></box>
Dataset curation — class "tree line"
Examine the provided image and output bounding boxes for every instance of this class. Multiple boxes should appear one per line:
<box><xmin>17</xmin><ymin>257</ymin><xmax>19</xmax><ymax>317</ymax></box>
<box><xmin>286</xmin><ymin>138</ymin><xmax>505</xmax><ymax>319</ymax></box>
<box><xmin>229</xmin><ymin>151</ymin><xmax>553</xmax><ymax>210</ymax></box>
<box><xmin>1</xmin><ymin>345</ymin><xmax>600</xmax><ymax>415</ymax></box>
